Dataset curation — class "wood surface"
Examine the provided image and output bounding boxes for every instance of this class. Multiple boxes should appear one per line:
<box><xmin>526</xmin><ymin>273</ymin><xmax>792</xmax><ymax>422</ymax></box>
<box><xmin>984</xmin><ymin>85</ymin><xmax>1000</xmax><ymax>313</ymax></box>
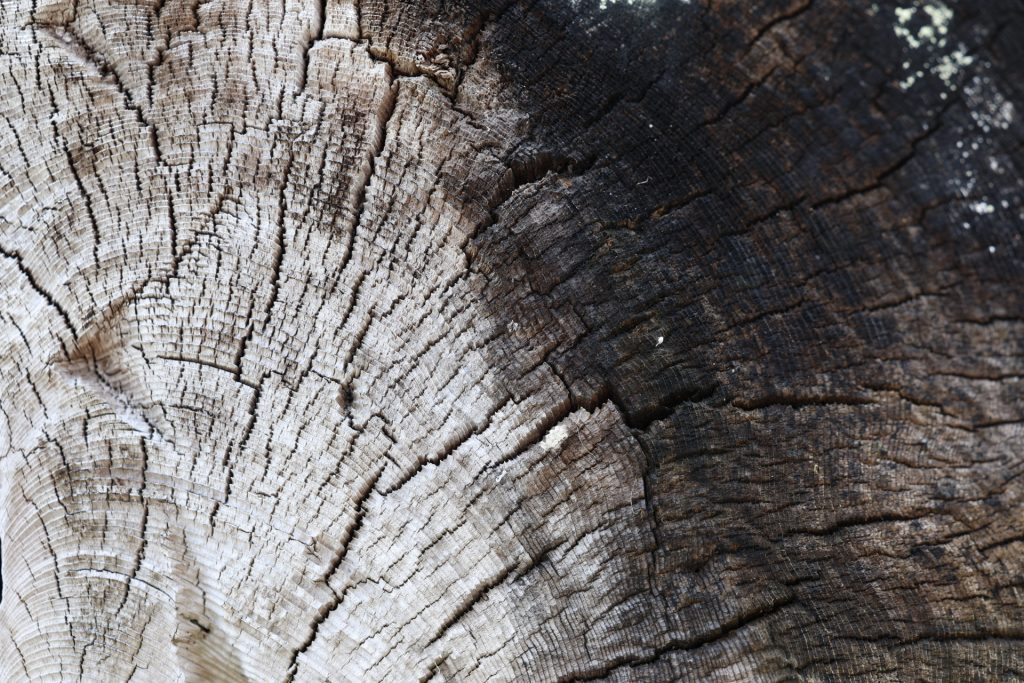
<box><xmin>1</xmin><ymin>0</ymin><xmax>1024</xmax><ymax>680</ymax></box>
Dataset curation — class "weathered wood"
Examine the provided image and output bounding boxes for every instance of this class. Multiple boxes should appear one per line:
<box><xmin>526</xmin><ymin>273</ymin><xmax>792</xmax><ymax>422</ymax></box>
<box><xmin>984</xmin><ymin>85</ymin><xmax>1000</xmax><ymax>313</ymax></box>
<box><xmin>1</xmin><ymin>0</ymin><xmax>1023</xmax><ymax>680</ymax></box>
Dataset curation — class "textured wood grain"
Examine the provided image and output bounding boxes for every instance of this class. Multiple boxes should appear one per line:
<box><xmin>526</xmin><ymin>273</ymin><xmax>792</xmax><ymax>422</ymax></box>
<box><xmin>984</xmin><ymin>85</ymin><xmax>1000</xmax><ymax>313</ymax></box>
<box><xmin>2</xmin><ymin>0</ymin><xmax>1024</xmax><ymax>681</ymax></box>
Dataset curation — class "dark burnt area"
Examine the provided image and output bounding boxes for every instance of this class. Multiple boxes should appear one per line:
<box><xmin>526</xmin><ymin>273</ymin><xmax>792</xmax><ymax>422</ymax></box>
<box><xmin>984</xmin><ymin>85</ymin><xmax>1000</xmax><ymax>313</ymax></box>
<box><xmin>371</xmin><ymin>0</ymin><xmax>1024</xmax><ymax>677</ymax></box>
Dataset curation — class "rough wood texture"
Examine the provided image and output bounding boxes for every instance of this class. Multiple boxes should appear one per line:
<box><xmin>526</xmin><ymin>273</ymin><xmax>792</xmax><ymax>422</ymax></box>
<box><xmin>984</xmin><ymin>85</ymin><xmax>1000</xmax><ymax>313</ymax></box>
<box><xmin>2</xmin><ymin>0</ymin><xmax>1024</xmax><ymax>680</ymax></box>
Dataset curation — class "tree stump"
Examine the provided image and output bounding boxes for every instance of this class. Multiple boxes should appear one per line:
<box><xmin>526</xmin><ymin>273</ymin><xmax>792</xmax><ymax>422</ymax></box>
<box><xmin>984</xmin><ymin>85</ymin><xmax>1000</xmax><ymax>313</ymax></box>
<box><xmin>2</xmin><ymin>0</ymin><xmax>1023</xmax><ymax>680</ymax></box>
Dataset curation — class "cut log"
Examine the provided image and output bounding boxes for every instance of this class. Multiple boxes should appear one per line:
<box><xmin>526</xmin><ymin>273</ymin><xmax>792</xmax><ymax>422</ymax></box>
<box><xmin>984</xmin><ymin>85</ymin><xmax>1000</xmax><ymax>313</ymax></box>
<box><xmin>2</xmin><ymin>0</ymin><xmax>1024</xmax><ymax>680</ymax></box>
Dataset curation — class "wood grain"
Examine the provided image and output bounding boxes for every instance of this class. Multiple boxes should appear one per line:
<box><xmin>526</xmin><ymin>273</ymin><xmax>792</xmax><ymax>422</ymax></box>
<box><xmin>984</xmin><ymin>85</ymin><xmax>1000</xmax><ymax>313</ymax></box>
<box><xmin>1</xmin><ymin>0</ymin><xmax>1023</xmax><ymax>680</ymax></box>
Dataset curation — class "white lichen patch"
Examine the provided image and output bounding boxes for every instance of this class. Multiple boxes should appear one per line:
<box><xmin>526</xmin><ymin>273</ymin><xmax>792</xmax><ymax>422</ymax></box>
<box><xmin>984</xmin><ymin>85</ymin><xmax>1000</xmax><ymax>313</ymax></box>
<box><xmin>933</xmin><ymin>49</ymin><xmax>974</xmax><ymax>85</ymax></box>
<box><xmin>921</xmin><ymin>4</ymin><xmax>953</xmax><ymax>25</ymax></box>
<box><xmin>541</xmin><ymin>423</ymin><xmax>570</xmax><ymax>451</ymax></box>
<box><xmin>893</xmin><ymin>2</ymin><xmax>974</xmax><ymax>90</ymax></box>
<box><xmin>893</xmin><ymin>3</ymin><xmax>951</xmax><ymax>50</ymax></box>
<box><xmin>895</xmin><ymin>7</ymin><xmax>917</xmax><ymax>26</ymax></box>
<box><xmin>597</xmin><ymin>0</ymin><xmax>654</xmax><ymax>8</ymax></box>
<box><xmin>591</xmin><ymin>0</ymin><xmax>690</xmax><ymax>9</ymax></box>
<box><xmin>899</xmin><ymin>70</ymin><xmax>923</xmax><ymax>90</ymax></box>
<box><xmin>964</xmin><ymin>75</ymin><xmax>1016</xmax><ymax>132</ymax></box>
